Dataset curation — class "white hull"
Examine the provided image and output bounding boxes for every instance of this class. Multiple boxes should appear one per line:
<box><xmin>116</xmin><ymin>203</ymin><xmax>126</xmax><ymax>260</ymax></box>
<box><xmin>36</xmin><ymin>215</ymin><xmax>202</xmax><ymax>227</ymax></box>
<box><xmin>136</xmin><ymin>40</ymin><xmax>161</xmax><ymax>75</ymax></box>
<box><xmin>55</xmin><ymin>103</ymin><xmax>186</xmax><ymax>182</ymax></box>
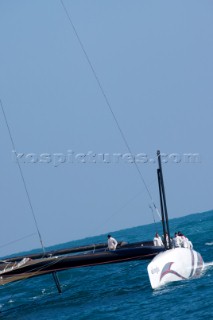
<box><xmin>147</xmin><ymin>248</ymin><xmax>204</xmax><ymax>289</ymax></box>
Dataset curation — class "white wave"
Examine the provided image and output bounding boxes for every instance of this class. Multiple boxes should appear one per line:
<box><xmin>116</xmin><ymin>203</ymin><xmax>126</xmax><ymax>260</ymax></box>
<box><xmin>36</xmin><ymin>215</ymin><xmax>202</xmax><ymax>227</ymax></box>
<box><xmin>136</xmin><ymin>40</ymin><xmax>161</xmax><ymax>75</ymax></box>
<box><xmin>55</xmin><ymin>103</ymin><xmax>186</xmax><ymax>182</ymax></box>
<box><xmin>205</xmin><ymin>242</ymin><xmax>213</xmax><ymax>246</ymax></box>
<box><xmin>204</xmin><ymin>261</ymin><xmax>213</xmax><ymax>268</ymax></box>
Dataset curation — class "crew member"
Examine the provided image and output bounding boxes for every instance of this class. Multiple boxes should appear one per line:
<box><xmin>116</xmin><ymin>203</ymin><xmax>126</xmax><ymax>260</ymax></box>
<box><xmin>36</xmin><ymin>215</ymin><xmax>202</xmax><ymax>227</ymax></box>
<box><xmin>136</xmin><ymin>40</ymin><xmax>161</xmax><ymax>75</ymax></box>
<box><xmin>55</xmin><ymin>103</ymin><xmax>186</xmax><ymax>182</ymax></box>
<box><xmin>107</xmin><ymin>234</ymin><xmax>118</xmax><ymax>250</ymax></box>
<box><xmin>172</xmin><ymin>232</ymin><xmax>181</xmax><ymax>248</ymax></box>
<box><xmin>153</xmin><ymin>233</ymin><xmax>164</xmax><ymax>246</ymax></box>
<box><xmin>178</xmin><ymin>231</ymin><xmax>193</xmax><ymax>249</ymax></box>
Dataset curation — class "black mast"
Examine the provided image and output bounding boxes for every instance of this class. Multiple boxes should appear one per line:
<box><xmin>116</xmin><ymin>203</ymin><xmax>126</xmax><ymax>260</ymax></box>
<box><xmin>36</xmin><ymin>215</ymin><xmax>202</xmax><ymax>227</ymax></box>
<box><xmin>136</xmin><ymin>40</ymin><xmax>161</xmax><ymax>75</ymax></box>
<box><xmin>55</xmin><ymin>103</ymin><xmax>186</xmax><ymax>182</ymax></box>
<box><xmin>157</xmin><ymin>168</ymin><xmax>167</xmax><ymax>245</ymax></box>
<box><xmin>157</xmin><ymin>150</ymin><xmax>172</xmax><ymax>249</ymax></box>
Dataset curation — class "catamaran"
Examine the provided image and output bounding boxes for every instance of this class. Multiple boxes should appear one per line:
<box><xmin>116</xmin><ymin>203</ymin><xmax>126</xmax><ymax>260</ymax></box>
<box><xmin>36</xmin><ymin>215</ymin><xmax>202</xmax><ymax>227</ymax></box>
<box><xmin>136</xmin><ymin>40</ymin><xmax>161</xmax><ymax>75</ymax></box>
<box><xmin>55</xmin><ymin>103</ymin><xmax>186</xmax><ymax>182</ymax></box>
<box><xmin>0</xmin><ymin>150</ymin><xmax>204</xmax><ymax>292</ymax></box>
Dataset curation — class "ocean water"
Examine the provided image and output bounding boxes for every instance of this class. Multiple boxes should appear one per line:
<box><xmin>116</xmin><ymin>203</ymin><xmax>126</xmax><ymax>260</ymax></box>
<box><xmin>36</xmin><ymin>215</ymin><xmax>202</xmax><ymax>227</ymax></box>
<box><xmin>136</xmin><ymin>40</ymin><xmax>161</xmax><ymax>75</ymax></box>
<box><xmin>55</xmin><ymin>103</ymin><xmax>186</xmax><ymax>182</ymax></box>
<box><xmin>0</xmin><ymin>210</ymin><xmax>212</xmax><ymax>320</ymax></box>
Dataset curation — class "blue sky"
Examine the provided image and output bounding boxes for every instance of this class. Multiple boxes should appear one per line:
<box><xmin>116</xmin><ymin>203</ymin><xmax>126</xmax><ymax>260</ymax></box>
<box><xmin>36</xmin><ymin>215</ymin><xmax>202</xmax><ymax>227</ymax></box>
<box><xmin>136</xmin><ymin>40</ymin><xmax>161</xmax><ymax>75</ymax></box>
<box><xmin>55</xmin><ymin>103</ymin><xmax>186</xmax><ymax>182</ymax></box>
<box><xmin>0</xmin><ymin>0</ymin><xmax>212</xmax><ymax>256</ymax></box>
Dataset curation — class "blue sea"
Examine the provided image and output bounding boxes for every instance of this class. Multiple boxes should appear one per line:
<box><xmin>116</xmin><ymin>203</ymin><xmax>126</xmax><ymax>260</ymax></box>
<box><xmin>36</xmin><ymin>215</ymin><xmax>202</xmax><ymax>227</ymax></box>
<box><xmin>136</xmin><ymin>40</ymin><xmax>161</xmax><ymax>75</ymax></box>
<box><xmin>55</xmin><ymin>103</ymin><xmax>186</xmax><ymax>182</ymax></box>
<box><xmin>0</xmin><ymin>210</ymin><xmax>212</xmax><ymax>320</ymax></box>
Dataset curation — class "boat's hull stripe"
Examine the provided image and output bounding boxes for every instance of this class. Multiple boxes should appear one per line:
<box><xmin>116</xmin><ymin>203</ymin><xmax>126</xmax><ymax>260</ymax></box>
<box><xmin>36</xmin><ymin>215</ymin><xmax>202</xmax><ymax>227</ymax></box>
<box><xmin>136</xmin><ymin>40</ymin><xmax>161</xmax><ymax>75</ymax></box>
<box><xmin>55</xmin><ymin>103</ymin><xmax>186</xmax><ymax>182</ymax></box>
<box><xmin>160</xmin><ymin>262</ymin><xmax>187</xmax><ymax>281</ymax></box>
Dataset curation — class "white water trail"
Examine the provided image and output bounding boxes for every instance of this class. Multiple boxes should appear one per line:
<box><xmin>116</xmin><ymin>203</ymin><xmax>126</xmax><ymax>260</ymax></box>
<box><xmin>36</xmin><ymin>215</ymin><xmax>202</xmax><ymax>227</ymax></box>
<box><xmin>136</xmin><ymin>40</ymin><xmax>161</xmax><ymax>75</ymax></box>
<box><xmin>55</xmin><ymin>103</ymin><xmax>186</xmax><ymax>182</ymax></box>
<box><xmin>204</xmin><ymin>261</ymin><xmax>213</xmax><ymax>268</ymax></box>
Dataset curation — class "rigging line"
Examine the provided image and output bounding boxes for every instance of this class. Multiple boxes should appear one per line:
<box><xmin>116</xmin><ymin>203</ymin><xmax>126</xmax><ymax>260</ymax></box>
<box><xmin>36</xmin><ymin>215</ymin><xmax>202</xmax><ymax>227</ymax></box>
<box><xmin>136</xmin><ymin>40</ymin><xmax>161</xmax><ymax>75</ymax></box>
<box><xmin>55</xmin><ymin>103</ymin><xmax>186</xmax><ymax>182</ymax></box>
<box><xmin>60</xmin><ymin>0</ymin><xmax>159</xmax><ymax>215</ymax></box>
<box><xmin>91</xmin><ymin>177</ymin><xmax>161</xmax><ymax>236</ymax></box>
<box><xmin>149</xmin><ymin>204</ymin><xmax>156</xmax><ymax>225</ymax></box>
<box><xmin>149</xmin><ymin>203</ymin><xmax>161</xmax><ymax>233</ymax></box>
<box><xmin>0</xmin><ymin>100</ymin><xmax>45</xmax><ymax>254</ymax></box>
<box><xmin>0</xmin><ymin>233</ymin><xmax>37</xmax><ymax>249</ymax></box>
